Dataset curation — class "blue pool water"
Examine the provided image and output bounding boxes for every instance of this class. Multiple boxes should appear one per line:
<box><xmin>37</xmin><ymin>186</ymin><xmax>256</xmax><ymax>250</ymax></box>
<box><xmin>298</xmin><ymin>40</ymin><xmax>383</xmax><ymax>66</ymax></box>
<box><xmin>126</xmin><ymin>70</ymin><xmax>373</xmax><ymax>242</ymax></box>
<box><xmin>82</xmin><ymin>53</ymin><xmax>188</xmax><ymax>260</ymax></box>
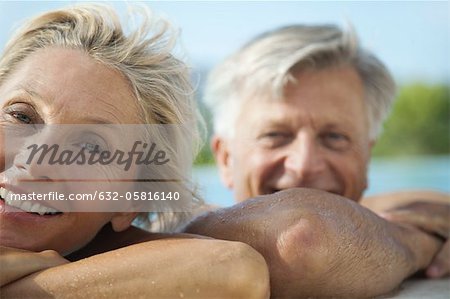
<box><xmin>192</xmin><ymin>155</ymin><xmax>450</xmax><ymax>207</ymax></box>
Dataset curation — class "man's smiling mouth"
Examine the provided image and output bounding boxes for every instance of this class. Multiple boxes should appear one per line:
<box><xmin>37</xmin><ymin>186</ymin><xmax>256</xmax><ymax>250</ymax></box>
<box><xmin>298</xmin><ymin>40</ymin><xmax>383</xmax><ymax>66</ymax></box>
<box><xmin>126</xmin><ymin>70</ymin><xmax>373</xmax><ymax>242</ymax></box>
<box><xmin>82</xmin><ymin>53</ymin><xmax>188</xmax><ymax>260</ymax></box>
<box><xmin>0</xmin><ymin>187</ymin><xmax>62</xmax><ymax>216</ymax></box>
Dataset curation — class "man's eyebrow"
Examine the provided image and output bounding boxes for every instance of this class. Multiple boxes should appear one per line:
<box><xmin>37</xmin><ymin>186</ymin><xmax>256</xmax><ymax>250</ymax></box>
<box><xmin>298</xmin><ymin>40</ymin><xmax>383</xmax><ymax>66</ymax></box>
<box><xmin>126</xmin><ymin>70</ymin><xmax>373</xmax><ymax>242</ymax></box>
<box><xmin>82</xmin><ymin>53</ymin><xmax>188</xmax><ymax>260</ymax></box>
<box><xmin>256</xmin><ymin>114</ymin><xmax>290</xmax><ymax>125</ymax></box>
<box><xmin>322</xmin><ymin>122</ymin><xmax>353</xmax><ymax>132</ymax></box>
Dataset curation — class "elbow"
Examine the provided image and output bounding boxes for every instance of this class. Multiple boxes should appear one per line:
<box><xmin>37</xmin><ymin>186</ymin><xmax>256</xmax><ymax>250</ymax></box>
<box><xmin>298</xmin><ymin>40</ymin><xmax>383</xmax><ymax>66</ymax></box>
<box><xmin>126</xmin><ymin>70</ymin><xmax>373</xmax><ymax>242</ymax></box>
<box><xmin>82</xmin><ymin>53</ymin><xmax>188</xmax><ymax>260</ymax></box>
<box><xmin>274</xmin><ymin>214</ymin><xmax>331</xmax><ymax>295</ymax></box>
<box><xmin>273</xmin><ymin>188</ymin><xmax>414</xmax><ymax>298</ymax></box>
<box><xmin>218</xmin><ymin>241</ymin><xmax>270</xmax><ymax>299</ymax></box>
<box><xmin>274</xmin><ymin>208</ymin><xmax>373</xmax><ymax>298</ymax></box>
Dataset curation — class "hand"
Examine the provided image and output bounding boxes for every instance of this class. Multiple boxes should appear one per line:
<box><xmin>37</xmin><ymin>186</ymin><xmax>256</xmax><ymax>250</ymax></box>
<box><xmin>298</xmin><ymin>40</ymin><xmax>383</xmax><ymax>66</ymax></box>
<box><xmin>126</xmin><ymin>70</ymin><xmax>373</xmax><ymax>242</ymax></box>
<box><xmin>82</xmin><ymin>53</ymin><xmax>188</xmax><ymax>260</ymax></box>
<box><xmin>380</xmin><ymin>201</ymin><xmax>450</xmax><ymax>278</ymax></box>
<box><xmin>0</xmin><ymin>246</ymin><xmax>68</xmax><ymax>286</ymax></box>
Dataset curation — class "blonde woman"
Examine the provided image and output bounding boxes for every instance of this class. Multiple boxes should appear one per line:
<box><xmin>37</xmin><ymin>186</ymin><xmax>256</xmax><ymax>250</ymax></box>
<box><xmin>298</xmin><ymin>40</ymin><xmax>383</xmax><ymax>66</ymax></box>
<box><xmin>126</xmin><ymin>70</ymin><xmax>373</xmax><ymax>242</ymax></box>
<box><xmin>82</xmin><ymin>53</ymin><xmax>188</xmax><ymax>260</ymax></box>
<box><xmin>0</xmin><ymin>5</ymin><xmax>269</xmax><ymax>298</ymax></box>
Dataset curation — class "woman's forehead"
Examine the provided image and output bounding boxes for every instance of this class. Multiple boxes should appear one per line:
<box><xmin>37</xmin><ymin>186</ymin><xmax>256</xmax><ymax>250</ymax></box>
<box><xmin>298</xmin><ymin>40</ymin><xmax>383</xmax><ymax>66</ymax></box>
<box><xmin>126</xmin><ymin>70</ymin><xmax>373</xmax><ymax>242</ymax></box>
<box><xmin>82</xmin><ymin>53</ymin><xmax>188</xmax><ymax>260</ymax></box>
<box><xmin>0</xmin><ymin>47</ymin><xmax>141</xmax><ymax>124</ymax></box>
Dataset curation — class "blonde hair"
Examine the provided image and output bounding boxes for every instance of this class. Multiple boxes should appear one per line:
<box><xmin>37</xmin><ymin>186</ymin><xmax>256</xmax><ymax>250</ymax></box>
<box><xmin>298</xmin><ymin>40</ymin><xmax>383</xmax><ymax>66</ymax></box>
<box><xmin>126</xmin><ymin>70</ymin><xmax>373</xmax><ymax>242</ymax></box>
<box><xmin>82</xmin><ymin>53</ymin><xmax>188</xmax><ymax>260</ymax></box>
<box><xmin>0</xmin><ymin>4</ymin><xmax>203</xmax><ymax>231</ymax></box>
<box><xmin>206</xmin><ymin>25</ymin><xmax>396</xmax><ymax>141</ymax></box>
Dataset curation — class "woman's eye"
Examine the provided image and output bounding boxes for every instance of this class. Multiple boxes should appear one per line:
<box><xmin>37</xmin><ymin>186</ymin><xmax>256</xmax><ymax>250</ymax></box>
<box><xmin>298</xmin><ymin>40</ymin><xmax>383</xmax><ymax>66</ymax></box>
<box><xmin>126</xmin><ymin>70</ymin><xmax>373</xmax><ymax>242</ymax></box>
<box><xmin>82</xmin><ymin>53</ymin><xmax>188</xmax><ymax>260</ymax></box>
<box><xmin>11</xmin><ymin>111</ymin><xmax>32</xmax><ymax>124</ymax></box>
<box><xmin>78</xmin><ymin>142</ymin><xmax>101</xmax><ymax>153</ymax></box>
<box><xmin>2</xmin><ymin>103</ymin><xmax>40</xmax><ymax>124</ymax></box>
<box><xmin>72</xmin><ymin>131</ymin><xmax>109</xmax><ymax>154</ymax></box>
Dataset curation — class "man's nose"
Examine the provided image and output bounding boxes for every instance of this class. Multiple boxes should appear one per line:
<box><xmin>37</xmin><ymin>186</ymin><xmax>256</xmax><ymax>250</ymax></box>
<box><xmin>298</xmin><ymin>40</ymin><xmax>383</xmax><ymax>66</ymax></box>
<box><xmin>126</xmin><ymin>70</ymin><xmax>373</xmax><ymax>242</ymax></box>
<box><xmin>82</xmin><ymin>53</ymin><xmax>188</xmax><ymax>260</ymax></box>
<box><xmin>284</xmin><ymin>132</ymin><xmax>326</xmax><ymax>181</ymax></box>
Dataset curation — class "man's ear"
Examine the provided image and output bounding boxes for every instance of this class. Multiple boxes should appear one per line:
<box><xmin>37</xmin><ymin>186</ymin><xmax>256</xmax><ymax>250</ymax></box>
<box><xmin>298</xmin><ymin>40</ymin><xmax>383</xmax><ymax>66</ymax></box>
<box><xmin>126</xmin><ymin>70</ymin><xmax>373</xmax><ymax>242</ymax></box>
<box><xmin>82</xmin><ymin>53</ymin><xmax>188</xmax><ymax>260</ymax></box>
<box><xmin>110</xmin><ymin>212</ymin><xmax>138</xmax><ymax>232</ymax></box>
<box><xmin>211</xmin><ymin>135</ymin><xmax>234</xmax><ymax>189</ymax></box>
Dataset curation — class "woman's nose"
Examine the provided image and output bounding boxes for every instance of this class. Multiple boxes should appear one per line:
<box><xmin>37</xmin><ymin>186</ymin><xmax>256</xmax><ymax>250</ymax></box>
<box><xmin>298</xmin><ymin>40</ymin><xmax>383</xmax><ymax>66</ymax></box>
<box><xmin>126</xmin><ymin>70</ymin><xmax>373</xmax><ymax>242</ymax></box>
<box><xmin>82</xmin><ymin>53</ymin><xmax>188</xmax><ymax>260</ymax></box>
<box><xmin>11</xmin><ymin>128</ymin><xmax>64</xmax><ymax>181</ymax></box>
<box><xmin>13</xmin><ymin>144</ymin><xmax>54</xmax><ymax>181</ymax></box>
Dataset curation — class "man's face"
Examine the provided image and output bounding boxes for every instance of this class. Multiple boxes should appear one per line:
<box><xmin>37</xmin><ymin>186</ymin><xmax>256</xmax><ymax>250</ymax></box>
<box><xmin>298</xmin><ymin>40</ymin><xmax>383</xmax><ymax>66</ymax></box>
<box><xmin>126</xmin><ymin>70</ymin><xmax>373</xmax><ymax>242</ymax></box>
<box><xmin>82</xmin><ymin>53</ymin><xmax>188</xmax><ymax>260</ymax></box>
<box><xmin>214</xmin><ymin>66</ymin><xmax>372</xmax><ymax>202</ymax></box>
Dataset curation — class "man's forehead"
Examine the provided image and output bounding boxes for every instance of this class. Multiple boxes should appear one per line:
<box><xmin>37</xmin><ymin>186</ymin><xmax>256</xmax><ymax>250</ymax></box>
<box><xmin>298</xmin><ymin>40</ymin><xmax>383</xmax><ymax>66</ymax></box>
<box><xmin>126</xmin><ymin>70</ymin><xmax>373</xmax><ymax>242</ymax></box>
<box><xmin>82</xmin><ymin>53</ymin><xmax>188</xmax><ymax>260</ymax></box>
<box><xmin>245</xmin><ymin>100</ymin><xmax>358</xmax><ymax>130</ymax></box>
<box><xmin>238</xmin><ymin>69</ymin><xmax>369</xmax><ymax>134</ymax></box>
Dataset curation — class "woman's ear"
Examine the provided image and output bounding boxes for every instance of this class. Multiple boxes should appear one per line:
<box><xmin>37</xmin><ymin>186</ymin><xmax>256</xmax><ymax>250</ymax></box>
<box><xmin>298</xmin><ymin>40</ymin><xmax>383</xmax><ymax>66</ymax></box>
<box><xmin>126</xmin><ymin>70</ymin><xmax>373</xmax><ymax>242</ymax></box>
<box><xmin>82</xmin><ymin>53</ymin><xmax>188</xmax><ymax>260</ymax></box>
<box><xmin>110</xmin><ymin>212</ymin><xmax>138</xmax><ymax>232</ymax></box>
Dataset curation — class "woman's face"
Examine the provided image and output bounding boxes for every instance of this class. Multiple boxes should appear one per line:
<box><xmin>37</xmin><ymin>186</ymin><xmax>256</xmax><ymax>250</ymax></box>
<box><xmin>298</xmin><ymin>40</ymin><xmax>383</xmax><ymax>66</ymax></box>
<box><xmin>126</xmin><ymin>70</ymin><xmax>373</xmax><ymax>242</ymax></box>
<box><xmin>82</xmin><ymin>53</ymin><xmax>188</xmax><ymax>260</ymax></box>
<box><xmin>0</xmin><ymin>48</ymin><xmax>141</xmax><ymax>254</ymax></box>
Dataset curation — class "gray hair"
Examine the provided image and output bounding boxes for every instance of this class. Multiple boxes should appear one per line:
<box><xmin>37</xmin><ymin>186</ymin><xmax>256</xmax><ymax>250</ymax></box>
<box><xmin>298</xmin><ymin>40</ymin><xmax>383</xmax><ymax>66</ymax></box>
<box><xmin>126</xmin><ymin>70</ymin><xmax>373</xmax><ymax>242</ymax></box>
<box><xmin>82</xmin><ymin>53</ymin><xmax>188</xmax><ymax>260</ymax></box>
<box><xmin>205</xmin><ymin>24</ymin><xmax>396</xmax><ymax>140</ymax></box>
<box><xmin>0</xmin><ymin>4</ymin><xmax>203</xmax><ymax>231</ymax></box>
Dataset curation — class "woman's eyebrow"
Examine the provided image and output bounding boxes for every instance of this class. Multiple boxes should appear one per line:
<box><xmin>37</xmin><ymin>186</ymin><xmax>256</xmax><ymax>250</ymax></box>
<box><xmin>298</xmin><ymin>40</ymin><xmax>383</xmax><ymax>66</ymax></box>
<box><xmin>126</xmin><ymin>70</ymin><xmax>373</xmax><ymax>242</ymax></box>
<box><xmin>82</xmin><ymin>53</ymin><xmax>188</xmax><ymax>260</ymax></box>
<box><xmin>16</xmin><ymin>86</ymin><xmax>111</xmax><ymax>123</ymax></box>
<box><xmin>16</xmin><ymin>85</ymin><xmax>46</xmax><ymax>103</ymax></box>
<box><xmin>81</xmin><ymin>116</ymin><xmax>116</xmax><ymax>125</ymax></box>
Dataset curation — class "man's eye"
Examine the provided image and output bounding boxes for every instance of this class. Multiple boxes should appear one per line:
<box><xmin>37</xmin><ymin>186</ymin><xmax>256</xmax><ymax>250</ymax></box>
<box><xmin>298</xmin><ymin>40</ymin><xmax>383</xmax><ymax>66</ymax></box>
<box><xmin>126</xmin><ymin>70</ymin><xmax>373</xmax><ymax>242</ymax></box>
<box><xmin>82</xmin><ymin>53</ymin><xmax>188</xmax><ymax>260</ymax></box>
<box><xmin>258</xmin><ymin>132</ymin><xmax>291</xmax><ymax>148</ymax></box>
<box><xmin>325</xmin><ymin>132</ymin><xmax>346</xmax><ymax>140</ymax></box>
<box><xmin>322</xmin><ymin>132</ymin><xmax>350</xmax><ymax>150</ymax></box>
<box><xmin>263</xmin><ymin>132</ymin><xmax>285</xmax><ymax>138</ymax></box>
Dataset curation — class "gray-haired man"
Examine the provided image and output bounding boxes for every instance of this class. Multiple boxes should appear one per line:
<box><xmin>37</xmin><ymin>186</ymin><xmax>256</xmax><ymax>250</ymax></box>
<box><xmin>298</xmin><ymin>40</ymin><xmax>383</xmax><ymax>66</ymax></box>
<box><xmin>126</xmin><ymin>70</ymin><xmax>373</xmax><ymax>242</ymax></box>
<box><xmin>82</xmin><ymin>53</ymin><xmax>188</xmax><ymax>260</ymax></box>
<box><xmin>185</xmin><ymin>25</ymin><xmax>449</xmax><ymax>297</ymax></box>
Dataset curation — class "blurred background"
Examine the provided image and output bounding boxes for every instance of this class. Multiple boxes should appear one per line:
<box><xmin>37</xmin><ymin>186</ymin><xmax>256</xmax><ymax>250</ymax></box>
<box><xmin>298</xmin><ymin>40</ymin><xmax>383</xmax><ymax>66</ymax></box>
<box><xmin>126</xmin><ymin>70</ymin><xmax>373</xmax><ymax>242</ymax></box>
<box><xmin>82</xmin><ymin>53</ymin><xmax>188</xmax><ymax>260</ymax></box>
<box><xmin>1</xmin><ymin>1</ymin><xmax>448</xmax><ymax>206</ymax></box>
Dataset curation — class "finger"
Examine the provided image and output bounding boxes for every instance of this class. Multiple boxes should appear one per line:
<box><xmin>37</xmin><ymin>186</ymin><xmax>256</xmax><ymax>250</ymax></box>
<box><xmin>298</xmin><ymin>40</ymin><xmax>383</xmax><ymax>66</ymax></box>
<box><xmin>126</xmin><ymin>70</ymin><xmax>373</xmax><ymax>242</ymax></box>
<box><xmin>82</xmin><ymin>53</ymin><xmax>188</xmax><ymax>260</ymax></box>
<box><xmin>387</xmin><ymin>201</ymin><xmax>450</xmax><ymax>218</ymax></box>
<box><xmin>426</xmin><ymin>240</ymin><xmax>450</xmax><ymax>278</ymax></box>
<box><xmin>382</xmin><ymin>211</ymin><xmax>448</xmax><ymax>238</ymax></box>
<box><xmin>39</xmin><ymin>249</ymin><xmax>69</xmax><ymax>267</ymax></box>
<box><xmin>381</xmin><ymin>204</ymin><xmax>449</xmax><ymax>238</ymax></box>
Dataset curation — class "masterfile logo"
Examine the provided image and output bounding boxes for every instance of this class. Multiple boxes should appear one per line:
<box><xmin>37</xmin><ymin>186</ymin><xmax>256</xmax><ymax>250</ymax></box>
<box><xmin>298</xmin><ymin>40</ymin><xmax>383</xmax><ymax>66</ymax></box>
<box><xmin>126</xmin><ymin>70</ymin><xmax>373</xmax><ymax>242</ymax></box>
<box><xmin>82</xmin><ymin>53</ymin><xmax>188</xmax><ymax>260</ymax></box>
<box><xmin>2</xmin><ymin>124</ymin><xmax>195</xmax><ymax>212</ymax></box>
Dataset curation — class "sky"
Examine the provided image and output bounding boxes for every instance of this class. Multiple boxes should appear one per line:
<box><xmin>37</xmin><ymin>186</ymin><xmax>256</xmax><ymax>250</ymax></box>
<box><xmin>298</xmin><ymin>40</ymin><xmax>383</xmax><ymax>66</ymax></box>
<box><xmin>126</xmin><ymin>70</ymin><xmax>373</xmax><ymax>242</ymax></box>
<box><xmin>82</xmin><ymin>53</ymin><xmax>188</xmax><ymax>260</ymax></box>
<box><xmin>0</xmin><ymin>1</ymin><xmax>448</xmax><ymax>83</ymax></box>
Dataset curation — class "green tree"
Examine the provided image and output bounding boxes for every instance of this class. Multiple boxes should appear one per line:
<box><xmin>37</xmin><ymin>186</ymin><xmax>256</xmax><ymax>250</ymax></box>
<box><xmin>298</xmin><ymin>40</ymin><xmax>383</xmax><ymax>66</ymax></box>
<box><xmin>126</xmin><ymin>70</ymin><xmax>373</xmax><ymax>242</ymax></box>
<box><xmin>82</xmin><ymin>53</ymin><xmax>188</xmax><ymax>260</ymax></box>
<box><xmin>194</xmin><ymin>89</ymin><xmax>215</xmax><ymax>165</ymax></box>
<box><xmin>373</xmin><ymin>83</ymin><xmax>449</xmax><ymax>156</ymax></box>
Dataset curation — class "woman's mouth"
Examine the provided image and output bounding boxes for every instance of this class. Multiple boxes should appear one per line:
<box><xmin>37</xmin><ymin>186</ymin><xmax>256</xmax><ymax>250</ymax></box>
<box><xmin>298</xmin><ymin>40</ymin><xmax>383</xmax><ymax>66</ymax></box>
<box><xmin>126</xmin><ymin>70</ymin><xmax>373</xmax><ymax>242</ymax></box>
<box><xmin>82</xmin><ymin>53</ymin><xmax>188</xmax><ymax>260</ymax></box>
<box><xmin>0</xmin><ymin>187</ymin><xmax>62</xmax><ymax>216</ymax></box>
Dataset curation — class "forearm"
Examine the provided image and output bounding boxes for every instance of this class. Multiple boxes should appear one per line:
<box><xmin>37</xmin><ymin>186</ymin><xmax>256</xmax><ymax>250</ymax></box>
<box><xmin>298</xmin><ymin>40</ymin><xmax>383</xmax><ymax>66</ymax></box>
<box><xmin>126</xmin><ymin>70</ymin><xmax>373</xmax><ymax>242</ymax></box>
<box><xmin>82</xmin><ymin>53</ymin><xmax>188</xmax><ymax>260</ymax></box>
<box><xmin>185</xmin><ymin>188</ymin><xmax>443</xmax><ymax>298</ymax></box>
<box><xmin>0</xmin><ymin>252</ymin><xmax>49</xmax><ymax>287</ymax></box>
<box><xmin>2</xmin><ymin>238</ymin><xmax>270</xmax><ymax>299</ymax></box>
<box><xmin>311</xmin><ymin>211</ymin><xmax>442</xmax><ymax>297</ymax></box>
<box><xmin>361</xmin><ymin>191</ymin><xmax>450</xmax><ymax>278</ymax></box>
<box><xmin>0</xmin><ymin>247</ymin><xmax>68</xmax><ymax>287</ymax></box>
<box><xmin>392</xmin><ymin>222</ymin><xmax>443</xmax><ymax>272</ymax></box>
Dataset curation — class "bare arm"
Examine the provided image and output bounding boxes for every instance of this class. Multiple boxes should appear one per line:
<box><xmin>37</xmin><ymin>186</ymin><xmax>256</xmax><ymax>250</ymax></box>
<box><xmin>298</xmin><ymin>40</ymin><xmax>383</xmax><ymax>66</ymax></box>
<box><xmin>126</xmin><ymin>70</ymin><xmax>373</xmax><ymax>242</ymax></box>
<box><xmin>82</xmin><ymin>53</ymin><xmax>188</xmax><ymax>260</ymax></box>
<box><xmin>2</xmin><ymin>237</ymin><xmax>270</xmax><ymax>299</ymax></box>
<box><xmin>0</xmin><ymin>246</ymin><xmax>68</xmax><ymax>287</ymax></box>
<box><xmin>361</xmin><ymin>190</ymin><xmax>449</xmax><ymax>212</ymax></box>
<box><xmin>361</xmin><ymin>190</ymin><xmax>450</xmax><ymax>278</ymax></box>
<box><xmin>184</xmin><ymin>188</ymin><xmax>442</xmax><ymax>298</ymax></box>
